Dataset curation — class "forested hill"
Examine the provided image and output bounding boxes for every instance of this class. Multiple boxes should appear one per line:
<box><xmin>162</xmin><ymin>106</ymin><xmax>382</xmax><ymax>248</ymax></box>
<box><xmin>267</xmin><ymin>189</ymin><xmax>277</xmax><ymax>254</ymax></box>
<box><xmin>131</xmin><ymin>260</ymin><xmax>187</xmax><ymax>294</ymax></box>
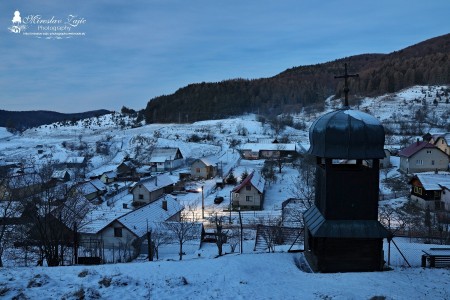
<box><xmin>144</xmin><ymin>33</ymin><xmax>450</xmax><ymax>123</ymax></box>
<box><xmin>0</xmin><ymin>109</ymin><xmax>111</xmax><ymax>131</ymax></box>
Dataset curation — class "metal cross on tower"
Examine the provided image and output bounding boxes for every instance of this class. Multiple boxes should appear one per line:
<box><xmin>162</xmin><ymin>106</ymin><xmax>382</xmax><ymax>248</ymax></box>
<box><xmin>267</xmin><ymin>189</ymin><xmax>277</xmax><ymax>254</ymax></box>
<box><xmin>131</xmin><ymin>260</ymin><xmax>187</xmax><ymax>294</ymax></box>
<box><xmin>334</xmin><ymin>63</ymin><xmax>359</xmax><ymax>107</ymax></box>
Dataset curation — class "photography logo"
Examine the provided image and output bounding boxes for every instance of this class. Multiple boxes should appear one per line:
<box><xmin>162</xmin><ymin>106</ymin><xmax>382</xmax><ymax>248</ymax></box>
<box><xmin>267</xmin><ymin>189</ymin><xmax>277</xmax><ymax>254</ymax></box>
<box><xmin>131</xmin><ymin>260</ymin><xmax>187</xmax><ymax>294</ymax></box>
<box><xmin>9</xmin><ymin>10</ymin><xmax>26</xmax><ymax>33</ymax></box>
<box><xmin>8</xmin><ymin>10</ymin><xmax>86</xmax><ymax>39</ymax></box>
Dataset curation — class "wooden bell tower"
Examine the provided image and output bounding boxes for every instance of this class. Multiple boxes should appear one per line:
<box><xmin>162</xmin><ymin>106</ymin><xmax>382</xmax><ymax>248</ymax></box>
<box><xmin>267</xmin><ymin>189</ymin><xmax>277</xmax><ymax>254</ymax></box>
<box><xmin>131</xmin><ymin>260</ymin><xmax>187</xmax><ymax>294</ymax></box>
<box><xmin>303</xmin><ymin>64</ymin><xmax>389</xmax><ymax>273</ymax></box>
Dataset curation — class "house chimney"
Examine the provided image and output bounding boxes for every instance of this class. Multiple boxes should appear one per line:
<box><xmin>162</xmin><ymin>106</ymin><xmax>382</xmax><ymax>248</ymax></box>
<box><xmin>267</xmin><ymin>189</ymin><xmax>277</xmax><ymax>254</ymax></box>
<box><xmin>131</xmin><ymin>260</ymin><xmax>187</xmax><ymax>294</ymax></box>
<box><xmin>162</xmin><ymin>199</ymin><xmax>167</xmax><ymax>211</ymax></box>
<box><xmin>123</xmin><ymin>203</ymin><xmax>128</xmax><ymax>209</ymax></box>
<box><xmin>416</xmin><ymin>138</ymin><xmax>420</xmax><ymax>145</ymax></box>
<box><xmin>155</xmin><ymin>176</ymin><xmax>158</xmax><ymax>186</ymax></box>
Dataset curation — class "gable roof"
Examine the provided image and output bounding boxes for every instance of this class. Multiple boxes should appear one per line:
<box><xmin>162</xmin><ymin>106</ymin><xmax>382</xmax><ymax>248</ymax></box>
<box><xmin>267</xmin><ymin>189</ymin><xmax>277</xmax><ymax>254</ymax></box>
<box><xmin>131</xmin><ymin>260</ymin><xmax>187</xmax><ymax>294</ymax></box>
<box><xmin>196</xmin><ymin>156</ymin><xmax>219</xmax><ymax>167</ymax></box>
<box><xmin>51</xmin><ymin>170</ymin><xmax>70</xmax><ymax>180</ymax></box>
<box><xmin>132</xmin><ymin>174</ymin><xmax>175</xmax><ymax>193</ymax></box>
<box><xmin>79</xmin><ymin>179</ymin><xmax>107</xmax><ymax>195</ymax></box>
<box><xmin>78</xmin><ymin>209</ymin><xmax>128</xmax><ymax>234</ymax></box>
<box><xmin>116</xmin><ymin>196</ymin><xmax>183</xmax><ymax>237</ymax></box>
<box><xmin>398</xmin><ymin>141</ymin><xmax>437</xmax><ymax>158</ymax></box>
<box><xmin>150</xmin><ymin>148</ymin><xmax>182</xmax><ymax>162</ymax></box>
<box><xmin>433</xmin><ymin>133</ymin><xmax>450</xmax><ymax>144</ymax></box>
<box><xmin>232</xmin><ymin>171</ymin><xmax>265</xmax><ymax>193</ymax></box>
<box><xmin>412</xmin><ymin>172</ymin><xmax>450</xmax><ymax>191</ymax></box>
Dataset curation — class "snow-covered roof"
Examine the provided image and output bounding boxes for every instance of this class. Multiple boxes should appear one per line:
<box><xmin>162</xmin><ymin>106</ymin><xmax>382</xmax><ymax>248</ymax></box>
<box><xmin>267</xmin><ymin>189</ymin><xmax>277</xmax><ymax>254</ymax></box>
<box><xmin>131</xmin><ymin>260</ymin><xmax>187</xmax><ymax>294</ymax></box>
<box><xmin>414</xmin><ymin>172</ymin><xmax>450</xmax><ymax>191</ymax></box>
<box><xmin>117</xmin><ymin>196</ymin><xmax>183</xmax><ymax>237</ymax></box>
<box><xmin>239</xmin><ymin>143</ymin><xmax>296</xmax><ymax>152</ymax></box>
<box><xmin>102</xmin><ymin>171</ymin><xmax>117</xmax><ymax>178</ymax></box>
<box><xmin>150</xmin><ymin>156</ymin><xmax>169</xmax><ymax>163</ymax></box>
<box><xmin>79</xmin><ymin>179</ymin><xmax>106</xmax><ymax>195</ymax></box>
<box><xmin>51</xmin><ymin>170</ymin><xmax>70</xmax><ymax>180</ymax></box>
<box><xmin>232</xmin><ymin>171</ymin><xmax>265</xmax><ymax>193</ymax></box>
<box><xmin>90</xmin><ymin>179</ymin><xmax>107</xmax><ymax>191</ymax></box>
<box><xmin>79</xmin><ymin>209</ymin><xmax>128</xmax><ymax>234</ymax></box>
<box><xmin>133</xmin><ymin>174</ymin><xmax>175</xmax><ymax>193</ymax></box>
<box><xmin>196</xmin><ymin>156</ymin><xmax>219</xmax><ymax>166</ymax></box>
<box><xmin>66</xmin><ymin>157</ymin><xmax>85</xmax><ymax>164</ymax></box>
<box><xmin>149</xmin><ymin>148</ymin><xmax>182</xmax><ymax>162</ymax></box>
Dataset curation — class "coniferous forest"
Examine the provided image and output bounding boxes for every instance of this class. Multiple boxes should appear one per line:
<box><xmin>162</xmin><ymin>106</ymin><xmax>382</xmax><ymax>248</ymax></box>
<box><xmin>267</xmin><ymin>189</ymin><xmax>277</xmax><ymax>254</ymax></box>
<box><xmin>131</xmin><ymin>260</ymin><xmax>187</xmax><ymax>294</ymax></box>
<box><xmin>144</xmin><ymin>33</ymin><xmax>450</xmax><ymax>123</ymax></box>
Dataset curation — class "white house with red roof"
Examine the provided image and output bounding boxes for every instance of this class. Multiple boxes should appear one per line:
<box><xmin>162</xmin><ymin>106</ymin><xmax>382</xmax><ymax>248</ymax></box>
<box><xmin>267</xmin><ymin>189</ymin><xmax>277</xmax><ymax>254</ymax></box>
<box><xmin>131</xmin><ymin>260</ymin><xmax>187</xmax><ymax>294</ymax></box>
<box><xmin>398</xmin><ymin>140</ymin><xmax>449</xmax><ymax>174</ymax></box>
<box><xmin>231</xmin><ymin>171</ymin><xmax>265</xmax><ymax>210</ymax></box>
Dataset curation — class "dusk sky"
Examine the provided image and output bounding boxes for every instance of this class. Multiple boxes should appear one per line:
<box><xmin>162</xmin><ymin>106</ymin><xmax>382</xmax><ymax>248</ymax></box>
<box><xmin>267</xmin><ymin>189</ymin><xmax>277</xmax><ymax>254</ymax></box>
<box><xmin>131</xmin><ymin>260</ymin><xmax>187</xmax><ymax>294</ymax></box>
<box><xmin>1</xmin><ymin>1</ymin><xmax>449</xmax><ymax>113</ymax></box>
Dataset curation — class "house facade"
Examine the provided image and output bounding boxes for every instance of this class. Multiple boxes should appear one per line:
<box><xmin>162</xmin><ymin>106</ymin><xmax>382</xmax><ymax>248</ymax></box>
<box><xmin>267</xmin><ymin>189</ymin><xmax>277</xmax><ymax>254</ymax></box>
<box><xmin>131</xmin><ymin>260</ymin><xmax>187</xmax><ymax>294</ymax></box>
<box><xmin>231</xmin><ymin>171</ymin><xmax>265</xmax><ymax>210</ymax></box>
<box><xmin>431</xmin><ymin>133</ymin><xmax>450</xmax><ymax>155</ymax></box>
<box><xmin>100</xmin><ymin>171</ymin><xmax>117</xmax><ymax>184</ymax></box>
<box><xmin>149</xmin><ymin>148</ymin><xmax>184</xmax><ymax>172</ymax></box>
<box><xmin>238</xmin><ymin>143</ymin><xmax>297</xmax><ymax>160</ymax></box>
<box><xmin>398</xmin><ymin>141</ymin><xmax>449</xmax><ymax>174</ymax></box>
<box><xmin>409</xmin><ymin>172</ymin><xmax>450</xmax><ymax>210</ymax></box>
<box><xmin>190</xmin><ymin>157</ymin><xmax>218</xmax><ymax>179</ymax></box>
<box><xmin>130</xmin><ymin>174</ymin><xmax>174</xmax><ymax>206</ymax></box>
<box><xmin>80</xmin><ymin>197</ymin><xmax>183</xmax><ymax>263</ymax></box>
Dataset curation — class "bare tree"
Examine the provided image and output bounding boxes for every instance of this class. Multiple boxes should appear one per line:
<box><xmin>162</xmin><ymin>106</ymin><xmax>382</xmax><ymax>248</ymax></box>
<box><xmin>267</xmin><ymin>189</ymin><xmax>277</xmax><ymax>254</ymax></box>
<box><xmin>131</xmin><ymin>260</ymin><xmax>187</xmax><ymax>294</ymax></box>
<box><xmin>288</xmin><ymin>156</ymin><xmax>316</xmax><ymax>210</ymax></box>
<box><xmin>227</xmin><ymin>228</ymin><xmax>240</xmax><ymax>253</ymax></box>
<box><xmin>150</xmin><ymin>223</ymin><xmax>171</xmax><ymax>260</ymax></box>
<box><xmin>164</xmin><ymin>213</ymin><xmax>198</xmax><ymax>260</ymax></box>
<box><xmin>0</xmin><ymin>174</ymin><xmax>24</xmax><ymax>267</ymax></box>
<box><xmin>210</xmin><ymin>213</ymin><xmax>228</xmax><ymax>256</ymax></box>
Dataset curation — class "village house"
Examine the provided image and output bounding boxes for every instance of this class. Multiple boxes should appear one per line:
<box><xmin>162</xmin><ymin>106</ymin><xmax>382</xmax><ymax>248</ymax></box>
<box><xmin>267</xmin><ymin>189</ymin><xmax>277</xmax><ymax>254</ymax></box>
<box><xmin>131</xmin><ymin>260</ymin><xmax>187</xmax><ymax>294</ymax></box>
<box><xmin>116</xmin><ymin>161</ymin><xmax>137</xmax><ymax>178</ymax></box>
<box><xmin>430</xmin><ymin>133</ymin><xmax>450</xmax><ymax>155</ymax></box>
<box><xmin>238</xmin><ymin>143</ymin><xmax>297</xmax><ymax>160</ymax></box>
<box><xmin>130</xmin><ymin>174</ymin><xmax>175</xmax><ymax>206</ymax></box>
<box><xmin>100</xmin><ymin>170</ymin><xmax>117</xmax><ymax>184</ymax></box>
<box><xmin>88</xmin><ymin>196</ymin><xmax>183</xmax><ymax>262</ymax></box>
<box><xmin>65</xmin><ymin>157</ymin><xmax>86</xmax><ymax>168</ymax></box>
<box><xmin>231</xmin><ymin>171</ymin><xmax>265</xmax><ymax>210</ymax></box>
<box><xmin>148</xmin><ymin>148</ymin><xmax>184</xmax><ymax>172</ymax></box>
<box><xmin>78</xmin><ymin>179</ymin><xmax>107</xmax><ymax>202</ymax></box>
<box><xmin>409</xmin><ymin>172</ymin><xmax>450</xmax><ymax>211</ymax></box>
<box><xmin>398</xmin><ymin>140</ymin><xmax>449</xmax><ymax>174</ymax></box>
<box><xmin>51</xmin><ymin>170</ymin><xmax>71</xmax><ymax>182</ymax></box>
<box><xmin>190</xmin><ymin>157</ymin><xmax>219</xmax><ymax>179</ymax></box>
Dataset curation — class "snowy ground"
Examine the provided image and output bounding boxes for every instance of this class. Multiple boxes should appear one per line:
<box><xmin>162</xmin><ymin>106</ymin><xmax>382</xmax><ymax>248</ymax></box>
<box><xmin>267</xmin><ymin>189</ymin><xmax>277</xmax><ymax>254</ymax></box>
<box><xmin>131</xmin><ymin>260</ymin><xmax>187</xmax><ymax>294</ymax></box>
<box><xmin>1</xmin><ymin>246</ymin><xmax>449</xmax><ymax>300</ymax></box>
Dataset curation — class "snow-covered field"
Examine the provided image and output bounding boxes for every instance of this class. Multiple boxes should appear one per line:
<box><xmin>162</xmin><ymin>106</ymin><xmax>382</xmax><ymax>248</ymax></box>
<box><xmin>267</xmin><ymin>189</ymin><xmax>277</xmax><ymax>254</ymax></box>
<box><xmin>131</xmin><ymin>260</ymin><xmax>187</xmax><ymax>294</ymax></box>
<box><xmin>1</xmin><ymin>248</ymin><xmax>449</xmax><ymax>300</ymax></box>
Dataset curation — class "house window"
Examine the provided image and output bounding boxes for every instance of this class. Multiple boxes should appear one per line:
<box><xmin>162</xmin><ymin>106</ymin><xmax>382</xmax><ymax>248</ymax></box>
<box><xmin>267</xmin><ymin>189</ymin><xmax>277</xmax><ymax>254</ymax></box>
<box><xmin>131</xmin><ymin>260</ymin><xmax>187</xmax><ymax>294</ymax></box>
<box><xmin>414</xmin><ymin>186</ymin><xmax>423</xmax><ymax>195</ymax></box>
<box><xmin>139</xmin><ymin>194</ymin><xmax>144</xmax><ymax>200</ymax></box>
<box><xmin>416</xmin><ymin>159</ymin><xmax>423</xmax><ymax>165</ymax></box>
<box><xmin>196</xmin><ymin>168</ymin><xmax>200</xmax><ymax>173</ymax></box>
<box><xmin>434</xmin><ymin>191</ymin><xmax>441</xmax><ymax>200</ymax></box>
<box><xmin>246</xmin><ymin>185</ymin><xmax>251</xmax><ymax>191</ymax></box>
<box><xmin>426</xmin><ymin>150</ymin><xmax>432</xmax><ymax>154</ymax></box>
<box><xmin>431</xmin><ymin>160</ymin><xmax>435</xmax><ymax>165</ymax></box>
<box><xmin>114</xmin><ymin>228</ymin><xmax>122</xmax><ymax>237</ymax></box>
<box><xmin>246</xmin><ymin>196</ymin><xmax>253</xmax><ymax>202</ymax></box>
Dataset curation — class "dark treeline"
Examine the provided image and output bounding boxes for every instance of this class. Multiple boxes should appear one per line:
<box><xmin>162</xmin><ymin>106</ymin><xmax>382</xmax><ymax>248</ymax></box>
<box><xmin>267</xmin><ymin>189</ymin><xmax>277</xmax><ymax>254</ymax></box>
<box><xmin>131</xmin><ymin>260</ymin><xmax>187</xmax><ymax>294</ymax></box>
<box><xmin>144</xmin><ymin>33</ymin><xmax>450</xmax><ymax>123</ymax></box>
<box><xmin>0</xmin><ymin>109</ymin><xmax>111</xmax><ymax>132</ymax></box>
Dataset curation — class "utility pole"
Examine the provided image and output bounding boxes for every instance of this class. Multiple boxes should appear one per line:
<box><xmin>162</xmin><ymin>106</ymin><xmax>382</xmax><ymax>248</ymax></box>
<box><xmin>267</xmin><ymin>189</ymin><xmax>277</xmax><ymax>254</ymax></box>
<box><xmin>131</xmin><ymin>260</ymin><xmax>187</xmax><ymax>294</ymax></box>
<box><xmin>201</xmin><ymin>185</ymin><xmax>205</xmax><ymax>219</ymax></box>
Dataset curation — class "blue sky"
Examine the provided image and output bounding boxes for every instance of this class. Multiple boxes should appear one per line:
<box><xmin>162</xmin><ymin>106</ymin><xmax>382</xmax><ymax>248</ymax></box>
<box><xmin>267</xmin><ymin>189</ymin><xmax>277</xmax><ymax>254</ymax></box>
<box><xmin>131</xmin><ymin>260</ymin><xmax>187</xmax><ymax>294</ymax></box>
<box><xmin>0</xmin><ymin>0</ymin><xmax>449</xmax><ymax>113</ymax></box>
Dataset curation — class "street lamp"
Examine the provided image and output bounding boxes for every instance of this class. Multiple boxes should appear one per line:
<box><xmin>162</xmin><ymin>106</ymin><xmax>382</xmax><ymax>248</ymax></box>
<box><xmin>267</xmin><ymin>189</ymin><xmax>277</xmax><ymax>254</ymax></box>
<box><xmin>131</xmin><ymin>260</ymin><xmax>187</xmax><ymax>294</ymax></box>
<box><xmin>201</xmin><ymin>185</ymin><xmax>204</xmax><ymax>219</ymax></box>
